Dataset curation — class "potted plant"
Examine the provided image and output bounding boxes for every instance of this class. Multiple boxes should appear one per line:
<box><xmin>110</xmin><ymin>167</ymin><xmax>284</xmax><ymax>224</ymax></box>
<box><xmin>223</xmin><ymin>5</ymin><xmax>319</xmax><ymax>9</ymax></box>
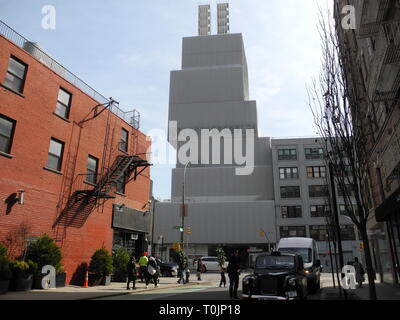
<box><xmin>112</xmin><ymin>246</ymin><xmax>130</xmax><ymax>282</ymax></box>
<box><xmin>88</xmin><ymin>247</ymin><xmax>113</xmax><ymax>286</ymax></box>
<box><xmin>8</xmin><ymin>260</ymin><xmax>37</xmax><ymax>291</ymax></box>
<box><xmin>25</xmin><ymin>234</ymin><xmax>65</xmax><ymax>289</ymax></box>
<box><xmin>0</xmin><ymin>243</ymin><xmax>11</xmax><ymax>294</ymax></box>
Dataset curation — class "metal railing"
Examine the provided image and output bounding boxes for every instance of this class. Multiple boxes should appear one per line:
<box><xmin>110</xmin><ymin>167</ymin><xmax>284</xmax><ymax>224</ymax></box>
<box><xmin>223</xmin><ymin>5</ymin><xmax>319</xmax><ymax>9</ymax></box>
<box><xmin>0</xmin><ymin>19</ymin><xmax>140</xmax><ymax>129</ymax></box>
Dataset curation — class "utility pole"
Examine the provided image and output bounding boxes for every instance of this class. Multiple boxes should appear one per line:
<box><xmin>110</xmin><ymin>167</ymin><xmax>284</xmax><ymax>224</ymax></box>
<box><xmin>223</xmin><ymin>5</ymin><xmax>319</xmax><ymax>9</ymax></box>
<box><xmin>181</xmin><ymin>162</ymin><xmax>190</xmax><ymax>251</ymax></box>
<box><xmin>329</xmin><ymin>162</ymin><xmax>347</xmax><ymax>300</ymax></box>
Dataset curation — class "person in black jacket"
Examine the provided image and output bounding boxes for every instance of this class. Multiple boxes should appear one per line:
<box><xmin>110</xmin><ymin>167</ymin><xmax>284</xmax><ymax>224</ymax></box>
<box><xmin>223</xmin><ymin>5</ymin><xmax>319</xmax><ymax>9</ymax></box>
<box><xmin>126</xmin><ymin>256</ymin><xmax>136</xmax><ymax>290</ymax></box>
<box><xmin>145</xmin><ymin>256</ymin><xmax>159</xmax><ymax>288</ymax></box>
<box><xmin>227</xmin><ymin>250</ymin><xmax>241</xmax><ymax>299</ymax></box>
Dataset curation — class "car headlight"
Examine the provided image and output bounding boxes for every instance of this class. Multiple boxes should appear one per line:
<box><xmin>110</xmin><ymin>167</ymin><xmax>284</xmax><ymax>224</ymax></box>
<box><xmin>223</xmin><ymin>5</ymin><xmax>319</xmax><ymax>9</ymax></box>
<box><xmin>304</xmin><ymin>268</ymin><xmax>312</xmax><ymax>274</ymax></box>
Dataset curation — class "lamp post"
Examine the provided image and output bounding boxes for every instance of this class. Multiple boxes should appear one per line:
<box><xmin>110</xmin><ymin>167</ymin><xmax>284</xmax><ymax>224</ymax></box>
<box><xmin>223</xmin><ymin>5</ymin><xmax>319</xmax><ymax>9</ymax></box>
<box><xmin>180</xmin><ymin>162</ymin><xmax>191</xmax><ymax>251</ymax></box>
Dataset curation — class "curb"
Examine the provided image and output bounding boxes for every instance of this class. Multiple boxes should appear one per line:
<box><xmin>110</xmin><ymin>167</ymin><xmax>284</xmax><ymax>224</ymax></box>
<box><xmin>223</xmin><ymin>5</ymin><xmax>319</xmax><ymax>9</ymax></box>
<box><xmin>84</xmin><ymin>281</ymin><xmax>211</xmax><ymax>300</ymax></box>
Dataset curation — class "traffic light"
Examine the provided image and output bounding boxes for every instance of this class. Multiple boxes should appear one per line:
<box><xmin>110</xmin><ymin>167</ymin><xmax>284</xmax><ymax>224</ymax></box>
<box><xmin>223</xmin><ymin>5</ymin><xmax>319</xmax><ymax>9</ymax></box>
<box><xmin>186</xmin><ymin>226</ymin><xmax>192</xmax><ymax>235</ymax></box>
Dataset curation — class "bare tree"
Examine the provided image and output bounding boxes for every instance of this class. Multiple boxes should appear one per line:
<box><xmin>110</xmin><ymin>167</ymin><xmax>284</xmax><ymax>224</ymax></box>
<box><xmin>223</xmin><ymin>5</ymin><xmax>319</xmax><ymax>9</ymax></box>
<box><xmin>308</xmin><ymin>8</ymin><xmax>377</xmax><ymax>300</ymax></box>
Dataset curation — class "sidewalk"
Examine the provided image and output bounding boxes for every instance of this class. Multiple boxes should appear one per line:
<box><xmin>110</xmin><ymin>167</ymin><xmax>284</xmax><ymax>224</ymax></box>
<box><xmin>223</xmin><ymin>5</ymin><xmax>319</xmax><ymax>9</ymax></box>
<box><xmin>319</xmin><ymin>273</ymin><xmax>400</xmax><ymax>300</ymax></box>
<box><xmin>0</xmin><ymin>276</ymin><xmax>209</xmax><ymax>300</ymax></box>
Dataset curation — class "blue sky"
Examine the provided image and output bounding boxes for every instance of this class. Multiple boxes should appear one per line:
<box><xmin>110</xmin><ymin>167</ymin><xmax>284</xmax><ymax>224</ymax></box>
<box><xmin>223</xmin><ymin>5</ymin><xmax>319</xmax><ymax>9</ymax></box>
<box><xmin>0</xmin><ymin>0</ymin><xmax>330</xmax><ymax>199</ymax></box>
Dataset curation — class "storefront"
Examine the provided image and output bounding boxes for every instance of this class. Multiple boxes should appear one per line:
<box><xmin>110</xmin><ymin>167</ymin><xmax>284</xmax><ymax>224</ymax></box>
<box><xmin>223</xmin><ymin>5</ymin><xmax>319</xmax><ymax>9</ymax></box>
<box><xmin>112</xmin><ymin>204</ymin><xmax>151</xmax><ymax>259</ymax></box>
<box><xmin>375</xmin><ymin>186</ymin><xmax>400</xmax><ymax>286</ymax></box>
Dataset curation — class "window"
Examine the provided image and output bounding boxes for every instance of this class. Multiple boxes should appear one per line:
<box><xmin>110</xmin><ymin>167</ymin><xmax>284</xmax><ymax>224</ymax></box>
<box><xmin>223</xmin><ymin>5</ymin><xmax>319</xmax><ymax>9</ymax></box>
<box><xmin>310</xmin><ymin>205</ymin><xmax>330</xmax><ymax>217</ymax></box>
<box><xmin>3</xmin><ymin>56</ymin><xmax>27</xmax><ymax>93</ymax></box>
<box><xmin>280</xmin><ymin>226</ymin><xmax>307</xmax><ymax>238</ymax></box>
<box><xmin>279</xmin><ymin>167</ymin><xmax>298</xmax><ymax>179</ymax></box>
<box><xmin>46</xmin><ymin>138</ymin><xmax>64</xmax><ymax>171</ymax></box>
<box><xmin>120</xmin><ymin>128</ymin><xmax>128</xmax><ymax>152</ymax></box>
<box><xmin>55</xmin><ymin>88</ymin><xmax>72</xmax><ymax>119</ymax></box>
<box><xmin>340</xmin><ymin>225</ymin><xmax>356</xmax><ymax>241</ymax></box>
<box><xmin>281</xmin><ymin>206</ymin><xmax>302</xmax><ymax>219</ymax></box>
<box><xmin>278</xmin><ymin>149</ymin><xmax>297</xmax><ymax>160</ymax></box>
<box><xmin>305</xmin><ymin>148</ymin><xmax>324</xmax><ymax>160</ymax></box>
<box><xmin>309</xmin><ymin>185</ymin><xmax>329</xmax><ymax>198</ymax></box>
<box><xmin>310</xmin><ymin>225</ymin><xmax>328</xmax><ymax>241</ymax></box>
<box><xmin>280</xmin><ymin>186</ymin><xmax>300</xmax><ymax>198</ymax></box>
<box><xmin>86</xmin><ymin>156</ymin><xmax>98</xmax><ymax>184</ymax></box>
<box><xmin>116</xmin><ymin>173</ymin><xmax>126</xmax><ymax>194</ymax></box>
<box><xmin>337</xmin><ymin>184</ymin><xmax>355</xmax><ymax>197</ymax></box>
<box><xmin>339</xmin><ymin>204</ymin><xmax>358</xmax><ymax>216</ymax></box>
<box><xmin>306</xmin><ymin>166</ymin><xmax>326</xmax><ymax>178</ymax></box>
<box><xmin>0</xmin><ymin>114</ymin><xmax>16</xmax><ymax>154</ymax></box>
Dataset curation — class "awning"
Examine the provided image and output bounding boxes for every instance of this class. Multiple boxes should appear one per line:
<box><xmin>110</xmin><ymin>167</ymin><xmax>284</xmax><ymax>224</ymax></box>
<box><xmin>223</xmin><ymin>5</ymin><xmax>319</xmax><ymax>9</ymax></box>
<box><xmin>375</xmin><ymin>186</ymin><xmax>400</xmax><ymax>222</ymax></box>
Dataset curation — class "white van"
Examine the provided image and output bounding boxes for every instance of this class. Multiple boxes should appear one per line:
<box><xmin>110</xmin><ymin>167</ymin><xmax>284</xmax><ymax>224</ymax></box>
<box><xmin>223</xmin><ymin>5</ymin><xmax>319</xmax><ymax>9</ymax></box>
<box><xmin>277</xmin><ymin>237</ymin><xmax>321</xmax><ymax>293</ymax></box>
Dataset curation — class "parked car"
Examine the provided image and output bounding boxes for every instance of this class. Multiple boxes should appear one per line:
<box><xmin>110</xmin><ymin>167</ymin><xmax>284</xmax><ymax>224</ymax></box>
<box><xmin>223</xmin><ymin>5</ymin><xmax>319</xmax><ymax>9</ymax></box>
<box><xmin>242</xmin><ymin>251</ymin><xmax>308</xmax><ymax>300</ymax></box>
<box><xmin>155</xmin><ymin>258</ymin><xmax>178</xmax><ymax>277</ymax></box>
<box><xmin>277</xmin><ymin>237</ymin><xmax>322</xmax><ymax>293</ymax></box>
<box><xmin>200</xmin><ymin>257</ymin><xmax>228</xmax><ymax>272</ymax></box>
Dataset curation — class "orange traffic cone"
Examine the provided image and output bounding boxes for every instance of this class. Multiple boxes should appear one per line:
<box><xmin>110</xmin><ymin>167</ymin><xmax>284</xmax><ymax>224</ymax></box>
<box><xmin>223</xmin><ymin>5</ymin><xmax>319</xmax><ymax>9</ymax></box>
<box><xmin>83</xmin><ymin>270</ymin><xmax>89</xmax><ymax>288</ymax></box>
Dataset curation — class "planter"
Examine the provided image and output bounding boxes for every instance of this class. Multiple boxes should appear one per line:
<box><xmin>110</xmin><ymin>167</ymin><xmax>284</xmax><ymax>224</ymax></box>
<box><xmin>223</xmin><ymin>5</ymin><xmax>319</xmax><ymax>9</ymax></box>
<box><xmin>112</xmin><ymin>273</ymin><xmax>127</xmax><ymax>283</ymax></box>
<box><xmin>0</xmin><ymin>280</ymin><xmax>10</xmax><ymax>295</ymax></box>
<box><xmin>8</xmin><ymin>272</ymin><xmax>33</xmax><ymax>292</ymax></box>
<box><xmin>56</xmin><ymin>272</ymin><xmax>66</xmax><ymax>288</ymax></box>
<box><xmin>88</xmin><ymin>274</ymin><xmax>111</xmax><ymax>286</ymax></box>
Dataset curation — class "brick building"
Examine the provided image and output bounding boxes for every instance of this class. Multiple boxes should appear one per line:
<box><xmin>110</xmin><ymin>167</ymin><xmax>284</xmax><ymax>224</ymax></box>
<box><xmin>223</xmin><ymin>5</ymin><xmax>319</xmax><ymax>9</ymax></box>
<box><xmin>0</xmin><ymin>20</ymin><xmax>151</xmax><ymax>284</ymax></box>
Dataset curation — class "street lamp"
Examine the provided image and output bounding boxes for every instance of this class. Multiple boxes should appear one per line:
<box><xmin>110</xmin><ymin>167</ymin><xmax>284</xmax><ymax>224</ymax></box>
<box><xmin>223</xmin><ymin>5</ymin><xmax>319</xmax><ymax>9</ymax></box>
<box><xmin>181</xmin><ymin>162</ymin><xmax>191</xmax><ymax>251</ymax></box>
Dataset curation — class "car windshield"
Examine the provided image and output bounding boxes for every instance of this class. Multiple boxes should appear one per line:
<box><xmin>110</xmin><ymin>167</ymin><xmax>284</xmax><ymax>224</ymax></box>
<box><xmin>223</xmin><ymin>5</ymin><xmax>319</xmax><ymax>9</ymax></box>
<box><xmin>255</xmin><ymin>255</ymin><xmax>295</xmax><ymax>269</ymax></box>
<box><xmin>279</xmin><ymin>248</ymin><xmax>312</xmax><ymax>263</ymax></box>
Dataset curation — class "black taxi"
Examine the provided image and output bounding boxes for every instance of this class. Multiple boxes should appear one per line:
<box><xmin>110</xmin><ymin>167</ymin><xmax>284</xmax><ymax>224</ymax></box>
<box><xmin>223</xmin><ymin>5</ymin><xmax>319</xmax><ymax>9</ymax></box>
<box><xmin>242</xmin><ymin>251</ymin><xmax>308</xmax><ymax>300</ymax></box>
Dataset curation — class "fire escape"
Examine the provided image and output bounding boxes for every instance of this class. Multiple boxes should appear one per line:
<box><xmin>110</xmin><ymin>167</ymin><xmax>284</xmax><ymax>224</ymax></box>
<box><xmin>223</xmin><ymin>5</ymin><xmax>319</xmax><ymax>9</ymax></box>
<box><xmin>53</xmin><ymin>98</ymin><xmax>151</xmax><ymax>245</ymax></box>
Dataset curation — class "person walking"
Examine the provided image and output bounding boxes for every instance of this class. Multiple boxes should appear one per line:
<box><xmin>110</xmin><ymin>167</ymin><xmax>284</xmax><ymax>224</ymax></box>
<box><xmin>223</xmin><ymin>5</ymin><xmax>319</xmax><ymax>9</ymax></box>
<box><xmin>146</xmin><ymin>256</ymin><xmax>159</xmax><ymax>288</ymax></box>
<box><xmin>227</xmin><ymin>250</ymin><xmax>241</xmax><ymax>299</ymax></box>
<box><xmin>177</xmin><ymin>251</ymin><xmax>188</xmax><ymax>284</ymax></box>
<box><xmin>196</xmin><ymin>258</ymin><xmax>204</xmax><ymax>281</ymax></box>
<box><xmin>219</xmin><ymin>265</ymin><xmax>226</xmax><ymax>288</ymax></box>
<box><xmin>126</xmin><ymin>256</ymin><xmax>136</xmax><ymax>290</ymax></box>
<box><xmin>138</xmin><ymin>252</ymin><xmax>149</xmax><ymax>283</ymax></box>
<box><xmin>353</xmin><ymin>257</ymin><xmax>365</xmax><ymax>288</ymax></box>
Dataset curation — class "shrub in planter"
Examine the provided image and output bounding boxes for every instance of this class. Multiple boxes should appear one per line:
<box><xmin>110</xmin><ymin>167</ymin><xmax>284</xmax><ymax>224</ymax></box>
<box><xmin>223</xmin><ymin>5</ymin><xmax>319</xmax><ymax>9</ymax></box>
<box><xmin>89</xmin><ymin>247</ymin><xmax>113</xmax><ymax>286</ymax></box>
<box><xmin>25</xmin><ymin>234</ymin><xmax>64</xmax><ymax>289</ymax></box>
<box><xmin>9</xmin><ymin>260</ymin><xmax>37</xmax><ymax>291</ymax></box>
<box><xmin>112</xmin><ymin>247</ymin><xmax>130</xmax><ymax>282</ymax></box>
<box><xmin>0</xmin><ymin>257</ymin><xmax>12</xmax><ymax>295</ymax></box>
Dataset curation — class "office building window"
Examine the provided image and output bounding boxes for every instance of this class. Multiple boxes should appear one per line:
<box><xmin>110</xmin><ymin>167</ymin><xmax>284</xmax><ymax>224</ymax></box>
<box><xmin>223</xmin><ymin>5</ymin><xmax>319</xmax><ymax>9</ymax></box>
<box><xmin>340</xmin><ymin>225</ymin><xmax>356</xmax><ymax>240</ymax></box>
<box><xmin>280</xmin><ymin>186</ymin><xmax>301</xmax><ymax>198</ymax></box>
<box><xmin>3</xmin><ymin>56</ymin><xmax>28</xmax><ymax>94</ymax></box>
<box><xmin>55</xmin><ymin>88</ymin><xmax>72</xmax><ymax>119</ymax></box>
<box><xmin>280</xmin><ymin>226</ymin><xmax>307</xmax><ymax>238</ymax></box>
<box><xmin>120</xmin><ymin>128</ymin><xmax>128</xmax><ymax>152</ymax></box>
<box><xmin>86</xmin><ymin>155</ymin><xmax>98</xmax><ymax>184</ymax></box>
<box><xmin>310</xmin><ymin>205</ymin><xmax>330</xmax><ymax>217</ymax></box>
<box><xmin>309</xmin><ymin>185</ymin><xmax>329</xmax><ymax>198</ymax></box>
<box><xmin>46</xmin><ymin>138</ymin><xmax>64</xmax><ymax>171</ymax></box>
<box><xmin>310</xmin><ymin>225</ymin><xmax>328</xmax><ymax>241</ymax></box>
<box><xmin>305</xmin><ymin>147</ymin><xmax>324</xmax><ymax>160</ymax></box>
<box><xmin>339</xmin><ymin>204</ymin><xmax>358</xmax><ymax>216</ymax></box>
<box><xmin>306</xmin><ymin>166</ymin><xmax>326</xmax><ymax>178</ymax></box>
<box><xmin>116</xmin><ymin>173</ymin><xmax>126</xmax><ymax>194</ymax></box>
<box><xmin>281</xmin><ymin>206</ymin><xmax>302</xmax><ymax>219</ymax></box>
<box><xmin>279</xmin><ymin>167</ymin><xmax>298</xmax><ymax>179</ymax></box>
<box><xmin>0</xmin><ymin>114</ymin><xmax>16</xmax><ymax>154</ymax></box>
<box><xmin>278</xmin><ymin>149</ymin><xmax>297</xmax><ymax>160</ymax></box>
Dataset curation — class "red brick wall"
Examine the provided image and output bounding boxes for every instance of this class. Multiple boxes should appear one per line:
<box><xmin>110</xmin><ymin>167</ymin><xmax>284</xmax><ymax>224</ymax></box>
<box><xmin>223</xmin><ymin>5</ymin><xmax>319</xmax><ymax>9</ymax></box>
<box><xmin>0</xmin><ymin>35</ymin><xmax>151</xmax><ymax>284</ymax></box>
